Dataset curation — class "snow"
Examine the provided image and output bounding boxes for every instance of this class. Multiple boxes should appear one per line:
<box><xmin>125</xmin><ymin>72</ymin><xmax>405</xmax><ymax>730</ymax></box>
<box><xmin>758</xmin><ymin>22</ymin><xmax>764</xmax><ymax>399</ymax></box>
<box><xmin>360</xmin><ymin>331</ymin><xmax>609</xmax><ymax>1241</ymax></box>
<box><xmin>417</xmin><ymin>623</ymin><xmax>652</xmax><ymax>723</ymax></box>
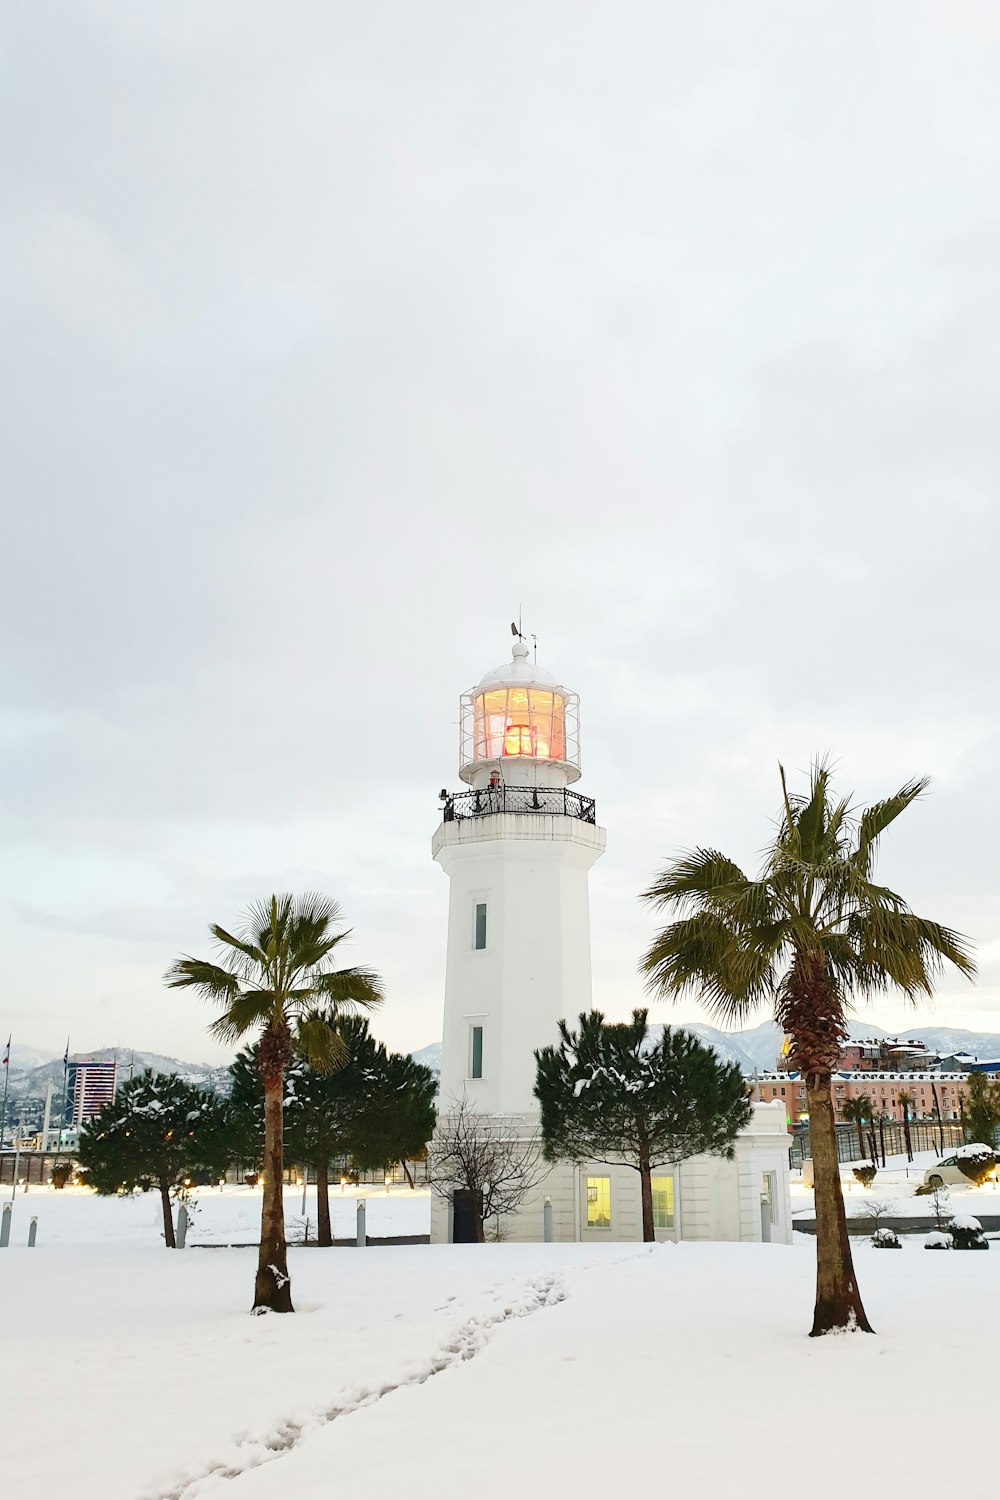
<box><xmin>2</xmin><ymin>1188</ymin><xmax>999</xmax><ymax>1499</ymax></box>
<box><xmin>2</xmin><ymin>1181</ymin><xmax>430</xmax><ymax>1245</ymax></box>
<box><xmin>789</xmin><ymin>1149</ymin><xmax>1000</xmax><ymax>1221</ymax></box>
<box><xmin>924</xmin><ymin>1231</ymin><xmax>952</xmax><ymax>1247</ymax></box>
<box><xmin>949</xmin><ymin>1214</ymin><xmax>982</xmax><ymax>1231</ymax></box>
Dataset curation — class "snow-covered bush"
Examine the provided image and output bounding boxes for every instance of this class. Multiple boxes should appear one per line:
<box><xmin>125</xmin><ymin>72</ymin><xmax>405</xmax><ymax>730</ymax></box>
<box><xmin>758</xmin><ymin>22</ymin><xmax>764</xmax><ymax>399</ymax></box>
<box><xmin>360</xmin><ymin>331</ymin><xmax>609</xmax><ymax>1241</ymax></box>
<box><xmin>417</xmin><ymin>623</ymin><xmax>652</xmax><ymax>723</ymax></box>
<box><xmin>872</xmin><ymin>1227</ymin><xmax>901</xmax><ymax>1249</ymax></box>
<box><xmin>925</xmin><ymin>1231</ymin><xmax>952</xmax><ymax>1250</ymax></box>
<box><xmin>852</xmin><ymin>1161</ymin><xmax>877</xmax><ymax>1188</ymax></box>
<box><xmin>49</xmin><ymin>1160</ymin><xmax>74</xmax><ymax>1189</ymax></box>
<box><xmin>954</xmin><ymin>1145</ymin><xmax>998</xmax><ymax>1187</ymax></box>
<box><xmin>948</xmin><ymin>1215</ymin><xmax>989</xmax><ymax>1250</ymax></box>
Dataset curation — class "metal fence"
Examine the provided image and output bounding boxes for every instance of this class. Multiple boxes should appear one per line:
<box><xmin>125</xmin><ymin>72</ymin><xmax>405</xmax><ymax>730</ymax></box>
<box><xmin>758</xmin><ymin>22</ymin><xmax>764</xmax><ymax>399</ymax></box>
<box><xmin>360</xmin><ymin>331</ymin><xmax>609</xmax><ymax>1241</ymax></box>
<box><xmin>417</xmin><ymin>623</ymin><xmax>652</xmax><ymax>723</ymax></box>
<box><xmin>442</xmin><ymin>785</ymin><xmax>597</xmax><ymax>823</ymax></box>
<box><xmin>789</xmin><ymin>1120</ymin><xmax>968</xmax><ymax>1168</ymax></box>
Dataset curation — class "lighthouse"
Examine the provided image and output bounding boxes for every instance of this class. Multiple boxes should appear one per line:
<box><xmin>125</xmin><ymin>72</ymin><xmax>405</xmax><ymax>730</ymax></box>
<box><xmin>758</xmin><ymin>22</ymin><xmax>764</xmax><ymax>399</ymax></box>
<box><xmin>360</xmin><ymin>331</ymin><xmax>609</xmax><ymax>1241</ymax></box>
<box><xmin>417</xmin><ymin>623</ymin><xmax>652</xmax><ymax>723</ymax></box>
<box><xmin>429</xmin><ymin>633</ymin><xmax>794</xmax><ymax>1246</ymax></box>
<box><xmin>432</xmin><ymin>634</ymin><xmax>606</xmax><ymax>1117</ymax></box>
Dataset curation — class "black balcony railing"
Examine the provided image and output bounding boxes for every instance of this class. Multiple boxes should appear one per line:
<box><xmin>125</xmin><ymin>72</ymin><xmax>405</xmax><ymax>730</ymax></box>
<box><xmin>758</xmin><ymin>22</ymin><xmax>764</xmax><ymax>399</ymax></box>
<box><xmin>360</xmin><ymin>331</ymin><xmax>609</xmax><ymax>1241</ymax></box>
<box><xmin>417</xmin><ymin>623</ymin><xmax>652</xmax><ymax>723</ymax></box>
<box><xmin>441</xmin><ymin>786</ymin><xmax>597</xmax><ymax>824</ymax></box>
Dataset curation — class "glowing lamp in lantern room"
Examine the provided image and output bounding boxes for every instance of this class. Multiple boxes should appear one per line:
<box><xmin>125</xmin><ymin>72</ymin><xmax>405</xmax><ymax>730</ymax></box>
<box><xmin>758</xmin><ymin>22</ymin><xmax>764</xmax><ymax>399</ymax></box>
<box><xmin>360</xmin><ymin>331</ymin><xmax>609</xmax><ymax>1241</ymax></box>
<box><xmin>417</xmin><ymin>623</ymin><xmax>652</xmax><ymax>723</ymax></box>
<box><xmin>459</xmin><ymin>637</ymin><xmax>581</xmax><ymax>787</ymax></box>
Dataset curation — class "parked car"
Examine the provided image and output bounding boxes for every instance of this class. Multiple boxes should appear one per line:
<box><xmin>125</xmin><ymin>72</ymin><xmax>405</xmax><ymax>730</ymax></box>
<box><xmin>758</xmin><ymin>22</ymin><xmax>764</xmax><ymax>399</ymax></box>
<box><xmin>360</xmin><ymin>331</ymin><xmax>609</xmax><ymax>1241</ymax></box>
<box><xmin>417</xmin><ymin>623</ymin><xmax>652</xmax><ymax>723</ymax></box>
<box><xmin>923</xmin><ymin>1149</ymin><xmax>998</xmax><ymax>1188</ymax></box>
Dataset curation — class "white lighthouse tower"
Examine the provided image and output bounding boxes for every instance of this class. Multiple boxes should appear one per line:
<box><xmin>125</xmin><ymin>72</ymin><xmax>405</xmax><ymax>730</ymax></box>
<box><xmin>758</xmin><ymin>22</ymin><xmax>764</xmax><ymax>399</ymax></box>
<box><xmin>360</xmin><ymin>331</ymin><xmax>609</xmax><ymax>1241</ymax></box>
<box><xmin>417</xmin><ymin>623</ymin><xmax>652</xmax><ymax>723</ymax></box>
<box><xmin>432</xmin><ymin>633</ymin><xmax>606</xmax><ymax>1118</ymax></box>
<box><xmin>429</xmin><ymin>633</ymin><xmax>794</xmax><ymax>1247</ymax></box>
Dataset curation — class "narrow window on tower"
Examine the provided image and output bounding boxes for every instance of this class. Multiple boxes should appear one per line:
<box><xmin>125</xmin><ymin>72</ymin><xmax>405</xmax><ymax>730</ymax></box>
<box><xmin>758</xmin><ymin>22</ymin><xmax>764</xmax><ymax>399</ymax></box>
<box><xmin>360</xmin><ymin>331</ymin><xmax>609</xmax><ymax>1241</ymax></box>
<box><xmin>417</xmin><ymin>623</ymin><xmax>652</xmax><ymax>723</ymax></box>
<box><xmin>474</xmin><ymin>902</ymin><xmax>487</xmax><ymax>950</ymax></box>
<box><xmin>469</xmin><ymin>1025</ymin><xmax>484</xmax><ymax>1079</ymax></box>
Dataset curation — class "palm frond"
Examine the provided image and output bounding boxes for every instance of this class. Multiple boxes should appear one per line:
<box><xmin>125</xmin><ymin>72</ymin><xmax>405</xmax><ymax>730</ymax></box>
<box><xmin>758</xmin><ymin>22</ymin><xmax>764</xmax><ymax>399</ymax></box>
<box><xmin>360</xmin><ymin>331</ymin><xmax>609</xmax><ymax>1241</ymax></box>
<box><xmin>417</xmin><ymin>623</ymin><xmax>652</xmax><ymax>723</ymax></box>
<box><xmin>640</xmin><ymin>913</ymin><xmax>777</xmax><ymax>1024</ymax></box>
<box><xmin>295</xmin><ymin>1012</ymin><xmax>348</xmax><ymax>1073</ymax></box>
<box><xmin>640</xmin><ymin>850</ymin><xmax>754</xmax><ymax>911</ymax></box>
<box><xmin>853</xmin><ymin>779</ymin><xmax>930</xmax><ymax>873</ymax></box>
<box><xmin>795</xmin><ymin>762</ymin><xmax>833</xmax><ymax>863</ymax></box>
<box><xmin>207</xmin><ymin>988</ymin><xmax>278</xmax><ymax>1044</ymax></box>
<box><xmin>209</xmin><ymin>926</ymin><xmax>266</xmax><ymax>972</ymax></box>
<box><xmin>312</xmin><ymin>967</ymin><xmax>385</xmax><ymax>1010</ymax></box>
<box><xmin>164</xmin><ymin>958</ymin><xmax>241</xmax><ymax>1002</ymax></box>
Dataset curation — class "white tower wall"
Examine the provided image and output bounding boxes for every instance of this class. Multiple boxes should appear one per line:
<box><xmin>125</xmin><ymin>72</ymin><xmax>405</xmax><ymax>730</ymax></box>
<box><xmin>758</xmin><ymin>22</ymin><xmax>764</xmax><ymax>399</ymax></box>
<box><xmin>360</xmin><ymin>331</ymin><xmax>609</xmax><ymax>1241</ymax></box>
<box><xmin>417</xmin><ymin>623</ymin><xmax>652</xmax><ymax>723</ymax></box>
<box><xmin>433</xmin><ymin>813</ymin><xmax>605</xmax><ymax>1114</ymax></box>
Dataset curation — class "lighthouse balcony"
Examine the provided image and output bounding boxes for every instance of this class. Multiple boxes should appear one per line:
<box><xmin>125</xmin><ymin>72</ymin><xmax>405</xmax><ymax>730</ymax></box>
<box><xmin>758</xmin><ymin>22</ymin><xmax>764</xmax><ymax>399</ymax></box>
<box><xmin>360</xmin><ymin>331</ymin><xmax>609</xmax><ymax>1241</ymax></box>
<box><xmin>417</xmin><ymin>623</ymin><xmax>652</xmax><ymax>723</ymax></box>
<box><xmin>440</xmin><ymin>785</ymin><xmax>596</xmax><ymax>824</ymax></box>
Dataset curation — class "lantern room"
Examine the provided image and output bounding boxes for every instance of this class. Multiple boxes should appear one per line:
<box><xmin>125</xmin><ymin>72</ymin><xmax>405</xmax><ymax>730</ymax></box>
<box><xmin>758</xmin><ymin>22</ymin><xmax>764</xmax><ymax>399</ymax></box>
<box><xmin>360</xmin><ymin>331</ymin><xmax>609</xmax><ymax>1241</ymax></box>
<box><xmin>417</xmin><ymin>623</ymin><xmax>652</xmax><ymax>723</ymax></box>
<box><xmin>458</xmin><ymin>638</ymin><xmax>582</xmax><ymax>787</ymax></box>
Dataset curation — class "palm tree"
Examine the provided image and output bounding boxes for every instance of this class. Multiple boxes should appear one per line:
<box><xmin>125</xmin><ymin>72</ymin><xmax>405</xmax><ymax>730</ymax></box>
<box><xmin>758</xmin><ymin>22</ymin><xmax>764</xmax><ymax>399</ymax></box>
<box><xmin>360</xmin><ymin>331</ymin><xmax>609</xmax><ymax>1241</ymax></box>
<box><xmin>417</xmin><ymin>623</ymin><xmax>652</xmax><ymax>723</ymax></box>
<box><xmin>165</xmin><ymin>893</ymin><xmax>383</xmax><ymax>1313</ymax></box>
<box><xmin>840</xmin><ymin>1096</ymin><xmax>869</xmax><ymax>1159</ymax></box>
<box><xmin>639</xmin><ymin>764</ymin><xmax>973</xmax><ymax>1336</ymax></box>
<box><xmin>897</xmin><ymin>1090</ymin><xmax>914</xmax><ymax>1161</ymax></box>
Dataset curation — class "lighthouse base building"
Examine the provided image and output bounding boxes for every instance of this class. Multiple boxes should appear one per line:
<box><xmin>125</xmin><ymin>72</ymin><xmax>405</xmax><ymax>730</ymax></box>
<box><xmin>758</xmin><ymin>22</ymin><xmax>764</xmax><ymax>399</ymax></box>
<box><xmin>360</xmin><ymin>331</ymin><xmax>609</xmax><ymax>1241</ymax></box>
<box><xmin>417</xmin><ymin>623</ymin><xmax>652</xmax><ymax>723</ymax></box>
<box><xmin>429</xmin><ymin>636</ymin><xmax>792</xmax><ymax>1247</ymax></box>
<box><xmin>429</xmin><ymin>1104</ymin><xmax>792</xmax><ymax>1245</ymax></box>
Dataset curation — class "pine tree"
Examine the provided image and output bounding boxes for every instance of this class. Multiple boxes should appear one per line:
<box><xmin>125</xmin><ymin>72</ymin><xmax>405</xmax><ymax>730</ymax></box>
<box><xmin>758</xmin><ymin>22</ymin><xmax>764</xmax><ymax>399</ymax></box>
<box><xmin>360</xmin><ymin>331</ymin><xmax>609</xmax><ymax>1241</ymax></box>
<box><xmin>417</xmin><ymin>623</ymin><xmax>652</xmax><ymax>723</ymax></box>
<box><xmin>232</xmin><ymin>1018</ymin><xmax>437</xmax><ymax>1245</ymax></box>
<box><xmin>77</xmin><ymin>1071</ymin><xmax>230</xmax><ymax>1247</ymax></box>
<box><xmin>534</xmin><ymin>1009</ymin><xmax>752</xmax><ymax>1241</ymax></box>
<box><xmin>962</xmin><ymin>1072</ymin><xmax>1000</xmax><ymax>1152</ymax></box>
<box><xmin>348</xmin><ymin>1042</ymin><xmax>437</xmax><ymax>1187</ymax></box>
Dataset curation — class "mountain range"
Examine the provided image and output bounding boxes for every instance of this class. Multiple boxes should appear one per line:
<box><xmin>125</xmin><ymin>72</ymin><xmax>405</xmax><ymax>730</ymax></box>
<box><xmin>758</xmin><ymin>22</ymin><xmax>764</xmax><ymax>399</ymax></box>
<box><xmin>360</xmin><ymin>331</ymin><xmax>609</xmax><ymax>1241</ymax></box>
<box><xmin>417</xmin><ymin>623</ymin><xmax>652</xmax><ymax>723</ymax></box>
<box><xmin>7</xmin><ymin>1021</ymin><xmax>1000</xmax><ymax>1103</ymax></box>
<box><xmin>404</xmin><ymin>1020</ymin><xmax>1000</xmax><ymax>1079</ymax></box>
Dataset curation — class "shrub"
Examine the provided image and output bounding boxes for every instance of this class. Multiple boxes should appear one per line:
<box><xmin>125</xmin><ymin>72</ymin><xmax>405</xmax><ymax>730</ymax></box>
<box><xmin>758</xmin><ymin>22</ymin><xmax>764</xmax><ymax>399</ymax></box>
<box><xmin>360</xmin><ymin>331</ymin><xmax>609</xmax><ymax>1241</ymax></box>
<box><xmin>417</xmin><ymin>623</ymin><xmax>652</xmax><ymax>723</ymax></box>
<box><xmin>948</xmin><ymin>1215</ymin><xmax>989</xmax><ymax>1250</ymax></box>
<box><xmin>872</xmin><ymin>1227</ymin><xmax>901</xmax><ymax>1249</ymax></box>
<box><xmin>852</xmin><ymin>1161</ymin><xmax>877</xmax><ymax>1188</ymax></box>
<box><xmin>955</xmin><ymin>1145</ymin><xmax>998</xmax><ymax>1187</ymax></box>
<box><xmin>913</xmin><ymin>1181</ymin><xmax>935</xmax><ymax>1196</ymax></box>
<box><xmin>49</xmin><ymin>1160</ymin><xmax>74</xmax><ymax>1190</ymax></box>
<box><xmin>925</xmin><ymin>1231</ymin><xmax>952</xmax><ymax>1250</ymax></box>
<box><xmin>243</xmin><ymin>1171</ymin><xmax>259</xmax><ymax>1187</ymax></box>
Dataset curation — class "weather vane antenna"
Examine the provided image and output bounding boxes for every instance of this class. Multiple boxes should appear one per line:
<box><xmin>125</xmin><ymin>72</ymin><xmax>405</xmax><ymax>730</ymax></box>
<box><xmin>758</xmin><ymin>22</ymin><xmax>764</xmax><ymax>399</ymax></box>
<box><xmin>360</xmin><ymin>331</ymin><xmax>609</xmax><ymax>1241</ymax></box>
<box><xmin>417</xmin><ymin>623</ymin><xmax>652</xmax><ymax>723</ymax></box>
<box><xmin>509</xmin><ymin>612</ymin><xmax>537</xmax><ymax>663</ymax></box>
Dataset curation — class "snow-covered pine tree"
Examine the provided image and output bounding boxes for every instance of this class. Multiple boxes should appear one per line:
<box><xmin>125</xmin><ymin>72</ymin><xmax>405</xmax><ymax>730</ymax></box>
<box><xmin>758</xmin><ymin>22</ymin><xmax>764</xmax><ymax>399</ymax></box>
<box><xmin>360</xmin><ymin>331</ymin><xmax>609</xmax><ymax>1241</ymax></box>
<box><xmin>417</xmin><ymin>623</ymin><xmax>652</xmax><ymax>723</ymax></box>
<box><xmin>534</xmin><ymin>1009</ymin><xmax>753</xmax><ymax>1241</ymax></box>
<box><xmin>77</xmin><ymin>1071</ymin><xmax>230</xmax><ymax>1246</ymax></box>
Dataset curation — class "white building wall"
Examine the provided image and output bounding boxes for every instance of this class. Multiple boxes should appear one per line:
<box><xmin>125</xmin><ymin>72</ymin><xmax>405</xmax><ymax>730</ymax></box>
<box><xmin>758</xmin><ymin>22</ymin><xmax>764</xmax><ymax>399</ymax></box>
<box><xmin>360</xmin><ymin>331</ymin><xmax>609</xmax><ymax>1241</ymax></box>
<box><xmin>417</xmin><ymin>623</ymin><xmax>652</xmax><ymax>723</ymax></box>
<box><xmin>433</xmin><ymin>813</ymin><xmax>605</xmax><ymax>1115</ymax></box>
<box><xmin>429</xmin><ymin>1102</ymin><xmax>793</xmax><ymax>1247</ymax></box>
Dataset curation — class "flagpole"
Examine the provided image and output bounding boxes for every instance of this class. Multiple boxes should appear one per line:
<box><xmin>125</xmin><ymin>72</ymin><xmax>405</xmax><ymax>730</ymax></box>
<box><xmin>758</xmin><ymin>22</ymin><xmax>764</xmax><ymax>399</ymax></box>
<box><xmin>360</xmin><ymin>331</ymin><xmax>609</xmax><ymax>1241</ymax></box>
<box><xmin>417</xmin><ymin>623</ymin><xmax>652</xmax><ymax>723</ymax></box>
<box><xmin>60</xmin><ymin>1039</ymin><xmax>70</xmax><ymax>1153</ymax></box>
<box><xmin>0</xmin><ymin>1036</ymin><xmax>10</xmax><ymax>1154</ymax></box>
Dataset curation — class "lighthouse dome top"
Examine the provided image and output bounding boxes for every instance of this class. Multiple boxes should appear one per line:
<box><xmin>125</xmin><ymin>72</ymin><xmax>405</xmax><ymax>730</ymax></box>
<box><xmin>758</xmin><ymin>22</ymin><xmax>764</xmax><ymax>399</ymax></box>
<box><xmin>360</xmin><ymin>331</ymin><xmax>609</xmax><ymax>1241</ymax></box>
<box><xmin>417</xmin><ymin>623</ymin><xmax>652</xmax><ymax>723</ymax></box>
<box><xmin>475</xmin><ymin>638</ymin><xmax>559</xmax><ymax>690</ymax></box>
<box><xmin>458</xmin><ymin>636</ymin><xmax>582</xmax><ymax>787</ymax></box>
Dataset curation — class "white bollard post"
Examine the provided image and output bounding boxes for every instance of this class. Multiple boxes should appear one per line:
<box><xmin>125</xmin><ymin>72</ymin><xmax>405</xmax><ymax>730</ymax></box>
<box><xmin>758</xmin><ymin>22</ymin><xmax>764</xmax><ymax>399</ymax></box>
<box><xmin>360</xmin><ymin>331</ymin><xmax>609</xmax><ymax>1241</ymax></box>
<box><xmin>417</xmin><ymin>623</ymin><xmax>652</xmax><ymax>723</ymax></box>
<box><xmin>447</xmin><ymin>1195</ymin><xmax>455</xmax><ymax>1244</ymax></box>
<box><xmin>356</xmin><ymin>1199</ymin><xmax>366</xmax><ymax>1248</ymax></box>
<box><xmin>0</xmin><ymin>1202</ymin><xmax>11</xmax><ymax>1248</ymax></box>
<box><xmin>176</xmin><ymin>1204</ymin><xmax>189</xmax><ymax>1249</ymax></box>
<box><xmin>543</xmin><ymin>1197</ymin><xmax>554</xmax><ymax>1243</ymax></box>
<box><xmin>28</xmin><ymin>1216</ymin><xmax>38</xmax><ymax>1248</ymax></box>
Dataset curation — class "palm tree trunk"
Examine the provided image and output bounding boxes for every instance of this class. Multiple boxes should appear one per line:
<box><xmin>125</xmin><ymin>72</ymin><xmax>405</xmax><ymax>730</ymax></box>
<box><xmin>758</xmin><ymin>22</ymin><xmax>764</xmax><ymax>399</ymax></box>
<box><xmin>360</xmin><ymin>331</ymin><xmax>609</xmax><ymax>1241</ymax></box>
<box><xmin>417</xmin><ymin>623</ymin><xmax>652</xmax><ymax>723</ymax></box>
<box><xmin>254</xmin><ymin>1067</ymin><xmax>293</xmax><ymax>1313</ymax></box>
<box><xmin>402</xmin><ymin>1160</ymin><xmax>414</xmax><ymax>1189</ymax></box>
<box><xmin>160</xmin><ymin>1181</ymin><xmax>176</xmax><ymax>1249</ymax></box>
<box><xmin>855</xmin><ymin>1118</ymin><xmax>865</xmax><ymax>1157</ymax></box>
<box><xmin>807</xmin><ymin>1073</ymin><xmax>873</xmax><ymax>1336</ymax></box>
<box><xmin>903</xmin><ymin>1114</ymin><xmax>913</xmax><ymax>1162</ymax></box>
<box><xmin>316</xmin><ymin>1159</ymin><xmax>332</xmax><ymax>1246</ymax></box>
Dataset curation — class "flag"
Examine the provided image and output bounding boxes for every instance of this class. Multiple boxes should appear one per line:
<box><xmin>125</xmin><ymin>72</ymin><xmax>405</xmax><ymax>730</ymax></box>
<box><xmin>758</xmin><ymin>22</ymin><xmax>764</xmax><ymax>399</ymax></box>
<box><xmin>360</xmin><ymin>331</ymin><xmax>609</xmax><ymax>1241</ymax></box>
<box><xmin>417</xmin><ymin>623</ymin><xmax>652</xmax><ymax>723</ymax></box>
<box><xmin>2</xmin><ymin>1035</ymin><xmax>9</xmax><ymax>1068</ymax></box>
<box><xmin>63</xmin><ymin>1038</ymin><xmax>70</xmax><ymax>1067</ymax></box>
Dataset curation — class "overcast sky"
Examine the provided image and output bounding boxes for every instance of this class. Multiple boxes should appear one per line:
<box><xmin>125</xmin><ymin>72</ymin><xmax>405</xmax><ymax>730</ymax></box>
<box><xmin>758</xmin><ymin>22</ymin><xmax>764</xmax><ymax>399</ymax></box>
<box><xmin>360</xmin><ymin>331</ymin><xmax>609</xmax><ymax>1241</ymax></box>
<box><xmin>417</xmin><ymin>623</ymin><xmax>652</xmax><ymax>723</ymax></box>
<box><xmin>2</xmin><ymin>2</ymin><xmax>998</xmax><ymax>1066</ymax></box>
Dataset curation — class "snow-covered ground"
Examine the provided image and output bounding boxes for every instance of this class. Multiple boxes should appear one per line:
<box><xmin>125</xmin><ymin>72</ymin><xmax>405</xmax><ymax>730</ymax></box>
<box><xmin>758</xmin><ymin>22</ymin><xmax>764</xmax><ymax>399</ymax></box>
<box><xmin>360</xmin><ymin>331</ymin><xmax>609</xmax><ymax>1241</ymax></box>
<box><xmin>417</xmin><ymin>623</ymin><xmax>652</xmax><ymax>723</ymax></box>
<box><xmin>1</xmin><ymin>1186</ymin><xmax>996</xmax><ymax>1499</ymax></box>
<box><xmin>2</xmin><ymin>1180</ymin><xmax>430</xmax><ymax>1244</ymax></box>
<box><xmin>791</xmin><ymin>1148</ymin><xmax>1000</xmax><ymax>1220</ymax></box>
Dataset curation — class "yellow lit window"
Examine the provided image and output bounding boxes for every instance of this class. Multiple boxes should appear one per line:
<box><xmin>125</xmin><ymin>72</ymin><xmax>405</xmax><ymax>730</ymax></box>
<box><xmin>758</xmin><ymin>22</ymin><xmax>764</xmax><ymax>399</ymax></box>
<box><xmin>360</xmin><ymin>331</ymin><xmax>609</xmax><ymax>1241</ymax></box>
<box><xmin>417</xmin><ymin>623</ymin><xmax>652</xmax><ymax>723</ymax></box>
<box><xmin>651</xmin><ymin>1177</ymin><xmax>674</xmax><ymax>1230</ymax></box>
<box><xmin>586</xmin><ymin>1176</ymin><xmax>611</xmax><ymax>1229</ymax></box>
<box><xmin>473</xmin><ymin>687</ymin><xmax>567</xmax><ymax>762</ymax></box>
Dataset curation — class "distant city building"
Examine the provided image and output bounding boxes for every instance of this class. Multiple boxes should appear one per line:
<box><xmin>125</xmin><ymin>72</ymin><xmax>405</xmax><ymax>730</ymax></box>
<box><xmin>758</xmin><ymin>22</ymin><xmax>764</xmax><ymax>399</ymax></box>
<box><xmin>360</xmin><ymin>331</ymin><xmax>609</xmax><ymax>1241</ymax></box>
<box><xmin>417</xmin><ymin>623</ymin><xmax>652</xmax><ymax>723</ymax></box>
<box><xmin>775</xmin><ymin>1035</ymin><xmax>937</xmax><ymax>1074</ymax></box>
<box><xmin>67</xmin><ymin>1060</ymin><xmax>117</xmax><ymax>1124</ymax></box>
<box><xmin>756</xmin><ymin>1070</ymin><xmax>997</xmax><ymax>1125</ymax></box>
<box><xmin>936</xmin><ymin>1053</ymin><xmax>1000</xmax><ymax>1074</ymax></box>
